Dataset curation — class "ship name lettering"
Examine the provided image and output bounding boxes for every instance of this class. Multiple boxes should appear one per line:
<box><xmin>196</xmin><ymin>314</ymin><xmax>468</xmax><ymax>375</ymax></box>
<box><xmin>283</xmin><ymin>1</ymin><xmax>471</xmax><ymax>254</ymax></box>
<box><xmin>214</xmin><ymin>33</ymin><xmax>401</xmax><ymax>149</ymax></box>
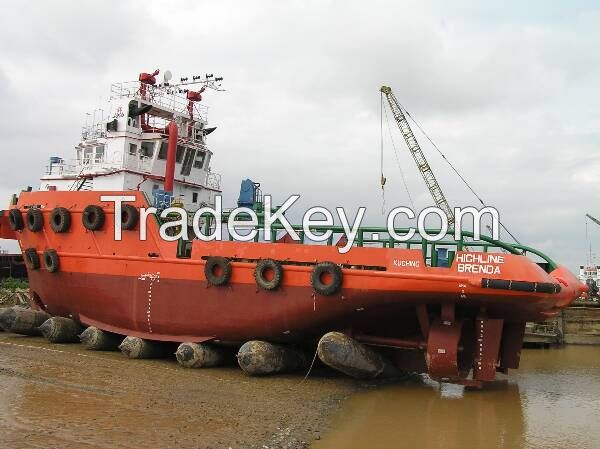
<box><xmin>392</xmin><ymin>259</ymin><xmax>420</xmax><ymax>268</ymax></box>
<box><xmin>457</xmin><ymin>264</ymin><xmax>501</xmax><ymax>275</ymax></box>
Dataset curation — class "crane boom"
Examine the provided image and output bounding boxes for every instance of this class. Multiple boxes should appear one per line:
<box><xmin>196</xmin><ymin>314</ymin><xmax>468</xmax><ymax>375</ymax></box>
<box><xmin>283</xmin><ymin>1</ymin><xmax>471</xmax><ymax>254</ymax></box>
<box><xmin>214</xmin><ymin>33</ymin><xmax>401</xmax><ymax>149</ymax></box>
<box><xmin>380</xmin><ymin>86</ymin><xmax>455</xmax><ymax>225</ymax></box>
<box><xmin>586</xmin><ymin>214</ymin><xmax>600</xmax><ymax>228</ymax></box>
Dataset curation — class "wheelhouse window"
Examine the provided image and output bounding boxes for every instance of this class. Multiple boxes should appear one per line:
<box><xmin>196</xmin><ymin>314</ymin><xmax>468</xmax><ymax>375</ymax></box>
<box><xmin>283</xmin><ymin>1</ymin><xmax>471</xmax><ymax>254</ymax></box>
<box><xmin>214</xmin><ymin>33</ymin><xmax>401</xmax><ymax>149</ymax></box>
<box><xmin>194</xmin><ymin>151</ymin><xmax>206</xmax><ymax>169</ymax></box>
<box><xmin>158</xmin><ymin>141</ymin><xmax>168</xmax><ymax>160</ymax></box>
<box><xmin>140</xmin><ymin>141</ymin><xmax>155</xmax><ymax>158</ymax></box>
<box><xmin>129</xmin><ymin>143</ymin><xmax>137</xmax><ymax>156</ymax></box>
<box><xmin>95</xmin><ymin>144</ymin><xmax>105</xmax><ymax>161</ymax></box>
<box><xmin>83</xmin><ymin>147</ymin><xmax>93</xmax><ymax>162</ymax></box>
<box><xmin>176</xmin><ymin>145</ymin><xmax>185</xmax><ymax>163</ymax></box>
<box><xmin>181</xmin><ymin>148</ymin><xmax>196</xmax><ymax>176</ymax></box>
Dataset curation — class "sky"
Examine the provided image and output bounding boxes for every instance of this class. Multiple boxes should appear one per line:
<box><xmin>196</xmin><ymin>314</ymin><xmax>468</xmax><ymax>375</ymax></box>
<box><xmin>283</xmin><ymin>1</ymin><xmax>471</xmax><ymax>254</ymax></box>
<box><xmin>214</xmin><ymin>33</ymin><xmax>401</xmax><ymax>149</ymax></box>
<box><xmin>0</xmin><ymin>0</ymin><xmax>599</xmax><ymax>271</ymax></box>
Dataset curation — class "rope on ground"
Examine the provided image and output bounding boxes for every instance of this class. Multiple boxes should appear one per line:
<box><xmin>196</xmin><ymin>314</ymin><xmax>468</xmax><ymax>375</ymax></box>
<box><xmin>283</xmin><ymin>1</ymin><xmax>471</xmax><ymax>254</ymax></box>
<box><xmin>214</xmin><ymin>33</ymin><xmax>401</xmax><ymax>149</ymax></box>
<box><xmin>301</xmin><ymin>347</ymin><xmax>320</xmax><ymax>383</ymax></box>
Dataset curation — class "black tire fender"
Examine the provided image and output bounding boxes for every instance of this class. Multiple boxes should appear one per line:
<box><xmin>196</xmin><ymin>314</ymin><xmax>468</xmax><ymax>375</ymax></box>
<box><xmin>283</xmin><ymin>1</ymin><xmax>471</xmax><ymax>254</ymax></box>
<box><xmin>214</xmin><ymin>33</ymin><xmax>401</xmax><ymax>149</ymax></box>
<box><xmin>121</xmin><ymin>204</ymin><xmax>139</xmax><ymax>230</ymax></box>
<box><xmin>8</xmin><ymin>209</ymin><xmax>24</xmax><ymax>231</ymax></box>
<box><xmin>311</xmin><ymin>262</ymin><xmax>343</xmax><ymax>296</ymax></box>
<box><xmin>204</xmin><ymin>256</ymin><xmax>232</xmax><ymax>286</ymax></box>
<box><xmin>254</xmin><ymin>259</ymin><xmax>283</xmax><ymax>291</ymax></box>
<box><xmin>26</xmin><ymin>208</ymin><xmax>44</xmax><ymax>232</ymax></box>
<box><xmin>43</xmin><ymin>249</ymin><xmax>60</xmax><ymax>273</ymax></box>
<box><xmin>82</xmin><ymin>205</ymin><xmax>105</xmax><ymax>231</ymax></box>
<box><xmin>24</xmin><ymin>248</ymin><xmax>40</xmax><ymax>270</ymax></box>
<box><xmin>50</xmin><ymin>207</ymin><xmax>71</xmax><ymax>233</ymax></box>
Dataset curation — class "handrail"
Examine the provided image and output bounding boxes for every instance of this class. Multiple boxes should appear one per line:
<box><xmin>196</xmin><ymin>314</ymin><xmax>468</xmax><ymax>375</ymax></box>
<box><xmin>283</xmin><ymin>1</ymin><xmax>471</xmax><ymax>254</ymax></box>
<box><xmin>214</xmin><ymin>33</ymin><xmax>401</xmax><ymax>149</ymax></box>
<box><xmin>195</xmin><ymin>214</ymin><xmax>558</xmax><ymax>272</ymax></box>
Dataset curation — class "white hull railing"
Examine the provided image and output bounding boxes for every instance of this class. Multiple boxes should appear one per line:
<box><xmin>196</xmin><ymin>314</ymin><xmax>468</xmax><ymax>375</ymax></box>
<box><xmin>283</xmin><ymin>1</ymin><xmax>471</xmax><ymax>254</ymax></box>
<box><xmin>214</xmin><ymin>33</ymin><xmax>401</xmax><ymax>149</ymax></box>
<box><xmin>45</xmin><ymin>152</ymin><xmax>151</xmax><ymax>176</ymax></box>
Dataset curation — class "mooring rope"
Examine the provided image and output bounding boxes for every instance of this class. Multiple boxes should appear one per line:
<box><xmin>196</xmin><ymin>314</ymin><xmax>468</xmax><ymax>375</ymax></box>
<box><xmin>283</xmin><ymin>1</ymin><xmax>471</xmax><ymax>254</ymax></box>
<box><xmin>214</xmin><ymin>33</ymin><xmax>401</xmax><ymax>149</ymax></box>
<box><xmin>301</xmin><ymin>346</ymin><xmax>320</xmax><ymax>383</ymax></box>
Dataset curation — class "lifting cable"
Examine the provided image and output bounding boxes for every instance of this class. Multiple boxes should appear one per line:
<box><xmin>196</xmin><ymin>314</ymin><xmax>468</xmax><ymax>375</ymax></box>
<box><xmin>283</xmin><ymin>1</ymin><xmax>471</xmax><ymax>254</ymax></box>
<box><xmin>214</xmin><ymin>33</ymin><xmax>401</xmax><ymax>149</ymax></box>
<box><xmin>380</xmin><ymin>94</ymin><xmax>386</xmax><ymax>214</ymax></box>
<box><xmin>397</xmin><ymin>100</ymin><xmax>521</xmax><ymax>245</ymax></box>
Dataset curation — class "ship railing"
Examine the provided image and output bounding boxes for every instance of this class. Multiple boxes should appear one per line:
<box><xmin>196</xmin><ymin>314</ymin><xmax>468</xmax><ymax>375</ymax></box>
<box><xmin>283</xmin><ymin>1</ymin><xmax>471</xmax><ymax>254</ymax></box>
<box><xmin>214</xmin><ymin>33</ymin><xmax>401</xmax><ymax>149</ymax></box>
<box><xmin>110</xmin><ymin>81</ymin><xmax>209</xmax><ymax>122</ymax></box>
<box><xmin>45</xmin><ymin>160</ymin><xmax>77</xmax><ymax>175</ymax></box>
<box><xmin>81</xmin><ymin>122</ymin><xmax>107</xmax><ymax>140</ymax></box>
<box><xmin>194</xmin><ymin>217</ymin><xmax>558</xmax><ymax>272</ymax></box>
<box><xmin>46</xmin><ymin>152</ymin><xmax>150</xmax><ymax>176</ymax></box>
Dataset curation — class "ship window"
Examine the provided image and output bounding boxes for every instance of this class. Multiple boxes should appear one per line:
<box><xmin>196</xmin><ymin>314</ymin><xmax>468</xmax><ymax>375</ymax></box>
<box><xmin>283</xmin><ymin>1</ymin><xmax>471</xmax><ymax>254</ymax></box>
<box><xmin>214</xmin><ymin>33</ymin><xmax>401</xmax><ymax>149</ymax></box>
<box><xmin>141</xmin><ymin>141</ymin><xmax>155</xmax><ymax>158</ymax></box>
<box><xmin>176</xmin><ymin>145</ymin><xmax>185</xmax><ymax>163</ymax></box>
<box><xmin>84</xmin><ymin>147</ymin><xmax>93</xmax><ymax>162</ymax></box>
<box><xmin>192</xmin><ymin>192</ymin><xmax>198</xmax><ymax>203</ymax></box>
<box><xmin>129</xmin><ymin>143</ymin><xmax>137</xmax><ymax>156</ymax></box>
<box><xmin>194</xmin><ymin>151</ymin><xmax>206</xmax><ymax>169</ymax></box>
<box><xmin>181</xmin><ymin>148</ymin><xmax>196</xmax><ymax>176</ymax></box>
<box><xmin>95</xmin><ymin>144</ymin><xmax>105</xmax><ymax>160</ymax></box>
<box><xmin>158</xmin><ymin>141</ymin><xmax>168</xmax><ymax>160</ymax></box>
<box><xmin>153</xmin><ymin>184</ymin><xmax>159</xmax><ymax>190</ymax></box>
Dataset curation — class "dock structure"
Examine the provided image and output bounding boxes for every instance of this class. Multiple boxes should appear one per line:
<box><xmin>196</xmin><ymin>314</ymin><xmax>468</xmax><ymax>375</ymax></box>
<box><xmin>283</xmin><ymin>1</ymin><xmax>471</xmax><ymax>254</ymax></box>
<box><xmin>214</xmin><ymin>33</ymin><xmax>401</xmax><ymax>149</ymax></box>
<box><xmin>562</xmin><ymin>306</ymin><xmax>600</xmax><ymax>345</ymax></box>
<box><xmin>524</xmin><ymin>318</ymin><xmax>563</xmax><ymax>347</ymax></box>
<box><xmin>524</xmin><ymin>304</ymin><xmax>600</xmax><ymax>346</ymax></box>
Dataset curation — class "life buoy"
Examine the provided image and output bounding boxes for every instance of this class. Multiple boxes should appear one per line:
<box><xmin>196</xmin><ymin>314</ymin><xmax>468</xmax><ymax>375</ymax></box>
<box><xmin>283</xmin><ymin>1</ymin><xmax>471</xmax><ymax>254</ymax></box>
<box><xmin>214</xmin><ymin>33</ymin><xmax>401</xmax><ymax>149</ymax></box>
<box><xmin>254</xmin><ymin>259</ymin><xmax>283</xmax><ymax>291</ymax></box>
<box><xmin>311</xmin><ymin>262</ymin><xmax>343</xmax><ymax>296</ymax></box>
<box><xmin>24</xmin><ymin>248</ymin><xmax>40</xmax><ymax>270</ymax></box>
<box><xmin>82</xmin><ymin>205</ymin><xmax>105</xmax><ymax>231</ymax></box>
<box><xmin>26</xmin><ymin>208</ymin><xmax>44</xmax><ymax>232</ymax></box>
<box><xmin>8</xmin><ymin>209</ymin><xmax>24</xmax><ymax>231</ymax></box>
<box><xmin>204</xmin><ymin>256</ymin><xmax>232</xmax><ymax>286</ymax></box>
<box><xmin>43</xmin><ymin>249</ymin><xmax>60</xmax><ymax>273</ymax></box>
<box><xmin>121</xmin><ymin>204</ymin><xmax>138</xmax><ymax>230</ymax></box>
<box><xmin>50</xmin><ymin>207</ymin><xmax>71</xmax><ymax>233</ymax></box>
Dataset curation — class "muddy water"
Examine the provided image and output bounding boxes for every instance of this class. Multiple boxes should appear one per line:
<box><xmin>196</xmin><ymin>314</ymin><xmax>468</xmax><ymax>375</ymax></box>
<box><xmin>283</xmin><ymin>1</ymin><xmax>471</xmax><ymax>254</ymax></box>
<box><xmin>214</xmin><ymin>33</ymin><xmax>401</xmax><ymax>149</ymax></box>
<box><xmin>313</xmin><ymin>346</ymin><xmax>600</xmax><ymax>449</ymax></box>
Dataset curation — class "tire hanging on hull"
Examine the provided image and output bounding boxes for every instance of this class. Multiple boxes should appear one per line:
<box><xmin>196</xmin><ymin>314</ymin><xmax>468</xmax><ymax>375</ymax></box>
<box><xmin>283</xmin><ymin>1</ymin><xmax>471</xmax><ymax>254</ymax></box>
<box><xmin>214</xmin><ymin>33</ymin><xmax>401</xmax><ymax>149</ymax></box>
<box><xmin>50</xmin><ymin>207</ymin><xmax>71</xmax><ymax>233</ymax></box>
<box><xmin>82</xmin><ymin>205</ymin><xmax>105</xmax><ymax>231</ymax></box>
<box><xmin>311</xmin><ymin>262</ymin><xmax>343</xmax><ymax>296</ymax></box>
<box><xmin>26</xmin><ymin>208</ymin><xmax>44</xmax><ymax>232</ymax></box>
<box><xmin>254</xmin><ymin>259</ymin><xmax>283</xmax><ymax>291</ymax></box>
<box><xmin>43</xmin><ymin>249</ymin><xmax>60</xmax><ymax>273</ymax></box>
<box><xmin>24</xmin><ymin>248</ymin><xmax>40</xmax><ymax>270</ymax></box>
<box><xmin>204</xmin><ymin>256</ymin><xmax>232</xmax><ymax>286</ymax></box>
<box><xmin>8</xmin><ymin>209</ymin><xmax>24</xmax><ymax>231</ymax></box>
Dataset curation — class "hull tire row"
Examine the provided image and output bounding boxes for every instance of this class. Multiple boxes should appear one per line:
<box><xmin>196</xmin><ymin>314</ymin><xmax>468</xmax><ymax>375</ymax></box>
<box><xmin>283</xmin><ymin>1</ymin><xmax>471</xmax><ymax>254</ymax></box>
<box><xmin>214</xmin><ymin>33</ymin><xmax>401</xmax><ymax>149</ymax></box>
<box><xmin>204</xmin><ymin>257</ymin><xmax>343</xmax><ymax>295</ymax></box>
<box><xmin>8</xmin><ymin>204</ymin><xmax>139</xmax><ymax>233</ymax></box>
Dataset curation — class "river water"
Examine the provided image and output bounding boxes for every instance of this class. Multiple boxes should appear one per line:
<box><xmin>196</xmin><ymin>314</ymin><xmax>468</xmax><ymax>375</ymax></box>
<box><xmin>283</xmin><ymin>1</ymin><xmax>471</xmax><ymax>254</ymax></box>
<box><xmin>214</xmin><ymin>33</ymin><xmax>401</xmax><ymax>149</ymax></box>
<box><xmin>313</xmin><ymin>346</ymin><xmax>600</xmax><ymax>449</ymax></box>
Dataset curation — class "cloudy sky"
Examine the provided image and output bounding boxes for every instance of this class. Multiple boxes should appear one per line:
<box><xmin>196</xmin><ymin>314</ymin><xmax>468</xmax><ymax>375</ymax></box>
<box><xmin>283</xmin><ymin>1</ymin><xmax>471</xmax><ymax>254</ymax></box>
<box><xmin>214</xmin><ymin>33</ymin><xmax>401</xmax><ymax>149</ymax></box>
<box><xmin>0</xmin><ymin>0</ymin><xmax>599</xmax><ymax>271</ymax></box>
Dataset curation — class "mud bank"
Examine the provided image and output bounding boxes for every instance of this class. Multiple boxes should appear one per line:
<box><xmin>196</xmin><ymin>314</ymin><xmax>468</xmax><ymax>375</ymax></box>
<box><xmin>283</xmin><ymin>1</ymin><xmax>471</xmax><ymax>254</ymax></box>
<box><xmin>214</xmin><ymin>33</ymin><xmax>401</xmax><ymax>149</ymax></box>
<box><xmin>0</xmin><ymin>333</ymin><xmax>358</xmax><ymax>449</ymax></box>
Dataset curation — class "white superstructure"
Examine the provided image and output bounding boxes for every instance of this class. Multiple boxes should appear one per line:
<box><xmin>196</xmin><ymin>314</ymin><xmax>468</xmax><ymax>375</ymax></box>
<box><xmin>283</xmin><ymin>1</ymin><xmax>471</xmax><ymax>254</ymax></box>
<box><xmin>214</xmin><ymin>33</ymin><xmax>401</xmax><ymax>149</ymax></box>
<box><xmin>40</xmin><ymin>69</ymin><xmax>224</xmax><ymax>213</ymax></box>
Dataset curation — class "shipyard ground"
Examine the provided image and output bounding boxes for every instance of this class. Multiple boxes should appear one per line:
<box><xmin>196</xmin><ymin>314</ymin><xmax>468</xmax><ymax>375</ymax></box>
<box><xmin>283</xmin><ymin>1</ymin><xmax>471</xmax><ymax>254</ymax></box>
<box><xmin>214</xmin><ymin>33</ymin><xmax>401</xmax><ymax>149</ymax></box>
<box><xmin>0</xmin><ymin>332</ymin><xmax>358</xmax><ymax>449</ymax></box>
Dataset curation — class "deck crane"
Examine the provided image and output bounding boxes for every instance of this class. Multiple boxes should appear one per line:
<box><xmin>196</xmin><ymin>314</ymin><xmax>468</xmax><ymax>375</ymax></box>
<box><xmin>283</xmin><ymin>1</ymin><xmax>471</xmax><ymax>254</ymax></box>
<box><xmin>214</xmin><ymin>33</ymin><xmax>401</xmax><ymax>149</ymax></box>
<box><xmin>380</xmin><ymin>86</ymin><xmax>455</xmax><ymax>226</ymax></box>
<box><xmin>586</xmin><ymin>214</ymin><xmax>600</xmax><ymax>228</ymax></box>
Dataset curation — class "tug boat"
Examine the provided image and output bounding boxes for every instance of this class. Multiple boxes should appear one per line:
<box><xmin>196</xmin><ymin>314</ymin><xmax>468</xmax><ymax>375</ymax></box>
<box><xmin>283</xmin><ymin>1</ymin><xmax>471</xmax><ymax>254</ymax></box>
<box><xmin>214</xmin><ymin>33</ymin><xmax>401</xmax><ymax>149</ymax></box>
<box><xmin>0</xmin><ymin>69</ymin><xmax>586</xmax><ymax>386</ymax></box>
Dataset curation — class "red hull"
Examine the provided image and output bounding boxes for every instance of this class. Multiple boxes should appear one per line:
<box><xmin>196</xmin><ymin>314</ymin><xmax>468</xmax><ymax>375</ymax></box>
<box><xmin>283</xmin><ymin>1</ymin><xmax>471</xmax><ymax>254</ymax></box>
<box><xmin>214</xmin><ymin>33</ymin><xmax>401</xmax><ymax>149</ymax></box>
<box><xmin>0</xmin><ymin>191</ymin><xmax>586</xmax><ymax>383</ymax></box>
